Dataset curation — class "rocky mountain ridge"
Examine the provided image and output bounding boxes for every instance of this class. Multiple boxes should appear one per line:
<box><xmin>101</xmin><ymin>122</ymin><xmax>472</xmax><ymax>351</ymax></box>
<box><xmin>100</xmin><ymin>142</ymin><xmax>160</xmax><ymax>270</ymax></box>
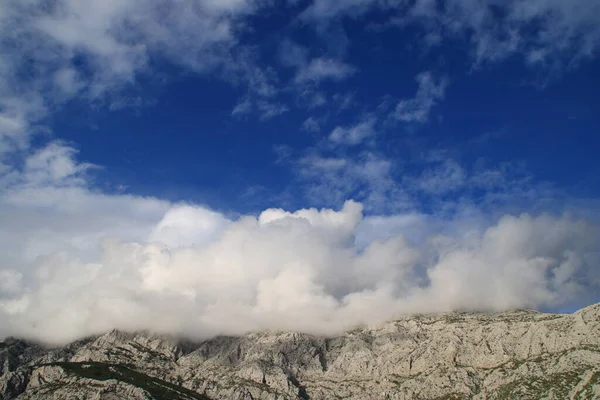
<box><xmin>1</xmin><ymin>303</ymin><xmax>599</xmax><ymax>399</ymax></box>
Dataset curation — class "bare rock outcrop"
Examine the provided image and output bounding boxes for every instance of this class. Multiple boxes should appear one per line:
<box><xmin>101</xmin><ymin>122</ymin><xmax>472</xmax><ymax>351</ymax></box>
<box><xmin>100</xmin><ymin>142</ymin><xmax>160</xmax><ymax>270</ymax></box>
<box><xmin>1</xmin><ymin>303</ymin><xmax>599</xmax><ymax>399</ymax></box>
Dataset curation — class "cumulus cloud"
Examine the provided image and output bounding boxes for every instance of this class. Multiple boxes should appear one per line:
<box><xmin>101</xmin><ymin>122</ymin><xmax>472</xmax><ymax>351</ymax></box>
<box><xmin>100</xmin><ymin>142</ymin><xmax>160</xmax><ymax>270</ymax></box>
<box><xmin>0</xmin><ymin>142</ymin><xmax>599</xmax><ymax>345</ymax></box>
<box><xmin>0</xmin><ymin>0</ymin><xmax>599</xmax><ymax>348</ymax></box>
<box><xmin>394</xmin><ymin>72</ymin><xmax>448</xmax><ymax>123</ymax></box>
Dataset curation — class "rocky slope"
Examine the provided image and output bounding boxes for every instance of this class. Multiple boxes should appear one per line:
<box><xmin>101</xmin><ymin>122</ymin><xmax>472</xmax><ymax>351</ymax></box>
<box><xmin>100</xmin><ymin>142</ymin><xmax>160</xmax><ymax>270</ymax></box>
<box><xmin>1</xmin><ymin>303</ymin><xmax>599</xmax><ymax>400</ymax></box>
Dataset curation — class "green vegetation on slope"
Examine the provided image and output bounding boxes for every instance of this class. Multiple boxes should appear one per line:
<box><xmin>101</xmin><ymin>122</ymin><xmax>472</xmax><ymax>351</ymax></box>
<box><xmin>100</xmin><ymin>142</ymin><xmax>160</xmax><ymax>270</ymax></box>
<box><xmin>493</xmin><ymin>369</ymin><xmax>589</xmax><ymax>399</ymax></box>
<box><xmin>41</xmin><ymin>362</ymin><xmax>210</xmax><ymax>400</ymax></box>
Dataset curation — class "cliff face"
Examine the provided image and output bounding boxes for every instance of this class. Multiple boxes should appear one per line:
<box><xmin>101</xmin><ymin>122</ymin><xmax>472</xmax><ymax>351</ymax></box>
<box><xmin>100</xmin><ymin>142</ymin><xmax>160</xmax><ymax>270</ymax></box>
<box><xmin>1</xmin><ymin>303</ymin><xmax>599</xmax><ymax>400</ymax></box>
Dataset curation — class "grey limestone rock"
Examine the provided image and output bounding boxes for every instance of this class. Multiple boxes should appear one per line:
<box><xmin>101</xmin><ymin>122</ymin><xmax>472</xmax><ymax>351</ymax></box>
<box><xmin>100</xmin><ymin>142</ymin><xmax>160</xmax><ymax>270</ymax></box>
<box><xmin>1</xmin><ymin>303</ymin><xmax>599</xmax><ymax>399</ymax></box>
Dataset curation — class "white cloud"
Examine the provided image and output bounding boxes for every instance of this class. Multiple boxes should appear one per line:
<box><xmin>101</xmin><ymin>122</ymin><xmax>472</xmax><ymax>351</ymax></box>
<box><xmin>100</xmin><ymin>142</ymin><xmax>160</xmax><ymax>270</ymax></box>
<box><xmin>279</xmin><ymin>39</ymin><xmax>357</xmax><ymax>91</ymax></box>
<box><xmin>295</xmin><ymin>57</ymin><xmax>357</xmax><ymax>83</ymax></box>
<box><xmin>332</xmin><ymin>92</ymin><xmax>355</xmax><ymax>110</ymax></box>
<box><xmin>394</xmin><ymin>72</ymin><xmax>448</xmax><ymax>123</ymax></box>
<box><xmin>297</xmin><ymin>152</ymin><xmax>411</xmax><ymax>212</ymax></box>
<box><xmin>232</xmin><ymin>97</ymin><xmax>289</xmax><ymax>120</ymax></box>
<box><xmin>21</xmin><ymin>142</ymin><xmax>96</xmax><ymax>187</ymax></box>
<box><xmin>396</xmin><ymin>155</ymin><xmax>542</xmax><ymax>216</ymax></box>
<box><xmin>149</xmin><ymin>205</ymin><xmax>231</xmax><ymax>248</ymax></box>
<box><xmin>415</xmin><ymin>159</ymin><xmax>467</xmax><ymax>194</ymax></box>
<box><xmin>0</xmin><ymin>94</ymin><xmax>47</xmax><ymax>156</ymax></box>
<box><xmin>0</xmin><ymin>0</ymin><xmax>273</xmax><ymax>149</ymax></box>
<box><xmin>297</xmin><ymin>89</ymin><xmax>328</xmax><ymax>109</ymax></box>
<box><xmin>256</xmin><ymin>101</ymin><xmax>290</xmax><ymax>120</ymax></box>
<box><xmin>278</xmin><ymin>39</ymin><xmax>309</xmax><ymax>68</ymax></box>
<box><xmin>1</xmin><ymin>144</ymin><xmax>598</xmax><ymax>345</ymax></box>
<box><xmin>301</xmin><ymin>0</ymin><xmax>381</xmax><ymax>20</ymax></box>
<box><xmin>1</xmin><ymin>0</ymin><xmax>598</xmax><ymax>151</ymax></box>
<box><xmin>455</xmin><ymin>0</ymin><xmax>600</xmax><ymax>66</ymax></box>
<box><xmin>231</xmin><ymin>97</ymin><xmax>254</xmax><ymax>116</ymax></box>
<box><xmin>278</xmin><ymin>38</ymin><xmax>356</xmax><ymax>99</ymax></box>
<box><xmin>277</xmin><ymin>39</ymin><xmax>356</xmax><ymax>108</ymax></box>
<box><xmin>302</xmin><ymin>117</ymin><xmax>321</xmax><ymax>132</ymax></box>
<box><xmin>355</xmin><ymin>213</ymin><xmax>431</xmax><ymax>248</ymax></box>
<box><xmin>0</xmin><ymin>0</ymin><xmax>599</xmax><ymax>346</ymax></box>
<box><xmin>301</xmin><ymin>0</ymin><xmax>600</xmax><ymax>68</ymax></box>
<box><xmin>329</xmin><ymin>117</ymin><xmax>376</xmax><ymax>146</ymax></box>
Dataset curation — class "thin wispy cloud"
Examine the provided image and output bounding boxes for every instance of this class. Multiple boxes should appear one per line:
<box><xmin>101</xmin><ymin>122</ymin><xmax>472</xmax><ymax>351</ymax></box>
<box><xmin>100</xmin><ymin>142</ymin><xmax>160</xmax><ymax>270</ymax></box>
<box><xmin>415</xmin><ymin>159</ymin><xmax>467</xmax><ymax>194</ymax></box>
<box><xmin>296</xmin><ymin>151</ymin><xmax>411</xmax><ymax>213</ymax></box>
<box><xmin>279</xmin><ymin>38</ymin><xmax>357</xmax><ymax>84</ymax></box>
<box><xmin>278</xmin><ymin>39</ymin><xmax>310</xmax><ymax>68</ymax></box>
<box><xmin>294</xmin><ymin>57</ymin><xmax>357</xmax><ymax>84</ymax></box>
<box><xmin>232</xmin><ymin>98</ymin><xmax>289</xmax><ymax>120</ymax></box>
<box><xmin>302</xmin><ymin>117</ymin><xmax>321</xmax><ymax>133</ymax></box>
<box><xmin>301</xmin><ymin>0</ymin><xmax>600</xmax><ymax>69</ymax></box>
<box><xmin>394</xmin><ymin>72</ymin><xmax>448</xmax><ymax>123</ymax></box>
<box><xmin>328</xmin><ymin>117</ymin><xmax>377</xmax><ymax>146</ymax></box>
<box><xmin>0</xmin><ymin>0</ymin><xmax>276</xmax><ymax>147</ymax></box>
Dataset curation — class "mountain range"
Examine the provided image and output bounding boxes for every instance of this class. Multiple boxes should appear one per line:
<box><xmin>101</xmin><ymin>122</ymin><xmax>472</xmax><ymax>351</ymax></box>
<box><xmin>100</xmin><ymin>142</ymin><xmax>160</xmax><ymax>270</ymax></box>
<box><xmin>1</xmin><ymin>303</ymin><xmax>599</xmax><ymax>399</ymax></box>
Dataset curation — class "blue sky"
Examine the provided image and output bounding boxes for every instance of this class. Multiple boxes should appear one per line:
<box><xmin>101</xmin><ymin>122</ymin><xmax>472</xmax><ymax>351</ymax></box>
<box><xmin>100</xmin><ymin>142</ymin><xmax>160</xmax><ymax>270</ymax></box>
<box><xmin>34</xmin><ymin>2</ymin><xmax>600</xmax><ymax>215</ymax></box>
<box><xmin>1</xmin><ymin>0</ymin><xmax>599</xmax><ymax>342</ymax></box>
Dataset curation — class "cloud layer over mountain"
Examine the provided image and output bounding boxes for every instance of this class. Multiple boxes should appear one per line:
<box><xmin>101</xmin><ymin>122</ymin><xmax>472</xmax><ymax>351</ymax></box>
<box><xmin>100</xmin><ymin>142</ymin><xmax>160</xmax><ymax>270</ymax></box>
<box><xmin>0</xmin><ymin>0</ymin><xmax>599</xmax><ymax>345</ymax></box>
<box><xmin>0</xmin><ymin>143</ymin><xmax>597</xmax><ymax>345</ymax></box>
